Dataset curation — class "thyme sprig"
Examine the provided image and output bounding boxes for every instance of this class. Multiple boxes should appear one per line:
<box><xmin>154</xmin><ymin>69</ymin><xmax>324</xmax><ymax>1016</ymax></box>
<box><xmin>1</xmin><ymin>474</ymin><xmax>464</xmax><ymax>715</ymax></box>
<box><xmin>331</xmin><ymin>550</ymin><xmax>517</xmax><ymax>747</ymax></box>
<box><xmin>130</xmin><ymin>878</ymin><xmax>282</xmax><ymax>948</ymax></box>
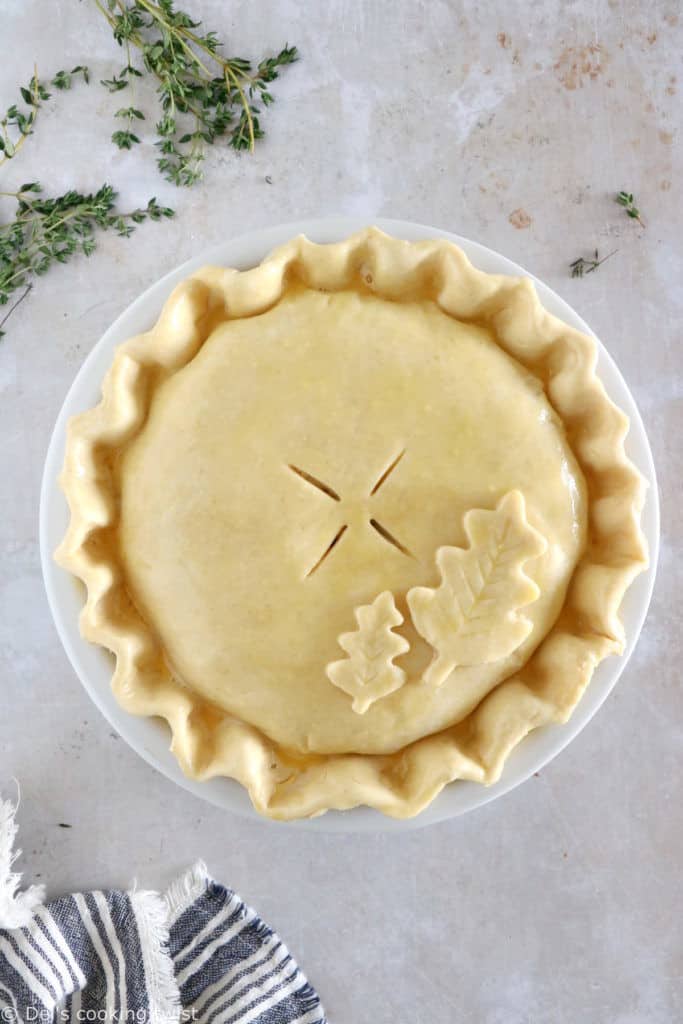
<box><xmin>616</xmin><ymin>191</ymin><xmax>645</xmax><ymax>227</ymax></box>
<box><xmin>113</xmin><ymin>104</ymin><xmax>145</xmax><ymax>149</ymax></box>
<box><xmin>0</xmin><ymin>183</ymin><xmax>173</xmax><ymax>338</ymax></box>
<box><xmin>569</xmin><ymin>248</ymin><xmax>618</xmax><ymax>278</ymax></box>
<box><xmin>0</xmin><ymin>66</ymin><xmax>90</xmax><ymax>165</ymax></box>
<box><xmin>93</xmin><ymin>0</ymin><xmax>298</xmax><ymax>186</ymax></box>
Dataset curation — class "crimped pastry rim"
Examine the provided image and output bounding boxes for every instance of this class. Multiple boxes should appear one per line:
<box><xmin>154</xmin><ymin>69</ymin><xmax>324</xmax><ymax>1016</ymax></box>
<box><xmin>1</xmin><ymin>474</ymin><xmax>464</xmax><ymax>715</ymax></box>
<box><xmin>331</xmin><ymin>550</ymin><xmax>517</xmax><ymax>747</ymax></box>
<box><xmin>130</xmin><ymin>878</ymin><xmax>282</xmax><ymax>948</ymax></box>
<box><xmin>55</xmin><ymin>227</ymin><xmax>648</xmax><ymax>820</ymax></box>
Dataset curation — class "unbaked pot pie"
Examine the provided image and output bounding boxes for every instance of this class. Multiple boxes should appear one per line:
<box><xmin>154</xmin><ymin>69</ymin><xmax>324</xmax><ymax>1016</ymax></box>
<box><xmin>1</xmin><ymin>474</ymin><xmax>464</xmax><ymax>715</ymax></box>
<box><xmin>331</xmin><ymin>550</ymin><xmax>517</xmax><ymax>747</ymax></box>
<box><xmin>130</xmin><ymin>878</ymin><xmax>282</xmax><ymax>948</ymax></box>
<box><xmin>56</xmin><ymin>229</ymin><xmax>647</xmax><ymax>820</ymax></box>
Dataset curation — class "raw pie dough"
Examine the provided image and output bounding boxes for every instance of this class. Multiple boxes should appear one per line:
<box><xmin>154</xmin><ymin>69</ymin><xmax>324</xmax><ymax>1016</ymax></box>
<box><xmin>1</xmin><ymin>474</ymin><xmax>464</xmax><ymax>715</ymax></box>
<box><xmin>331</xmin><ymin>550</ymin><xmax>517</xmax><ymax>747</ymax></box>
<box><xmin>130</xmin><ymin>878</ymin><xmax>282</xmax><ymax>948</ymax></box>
<box><xmin>57</xmin><ymin>229</ymin><xmax>647</xmax><ymax>819</ymax></box>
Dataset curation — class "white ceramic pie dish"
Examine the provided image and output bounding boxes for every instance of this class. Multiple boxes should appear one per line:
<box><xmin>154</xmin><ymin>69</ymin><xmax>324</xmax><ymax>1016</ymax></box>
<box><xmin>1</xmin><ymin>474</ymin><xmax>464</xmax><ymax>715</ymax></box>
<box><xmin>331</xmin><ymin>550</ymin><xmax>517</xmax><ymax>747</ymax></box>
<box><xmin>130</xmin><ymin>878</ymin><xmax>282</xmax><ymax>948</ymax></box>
<box><xmin>39</xmin><ymin>217</ymin><xmax>659</xmax><ymax>832</ymax></box>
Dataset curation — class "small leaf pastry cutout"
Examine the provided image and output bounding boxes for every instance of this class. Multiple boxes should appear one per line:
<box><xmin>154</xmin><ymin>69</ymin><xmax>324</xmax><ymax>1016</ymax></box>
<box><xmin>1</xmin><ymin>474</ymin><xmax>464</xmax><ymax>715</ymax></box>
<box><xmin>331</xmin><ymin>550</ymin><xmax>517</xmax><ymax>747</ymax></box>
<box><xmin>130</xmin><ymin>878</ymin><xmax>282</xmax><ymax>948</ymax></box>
<box><xmin>407</xmin><ymin>491</ymin><xmax>547</xmax><ymax>688</ymax></box>
<box><xmin>326</xmin><ymin>591</ymin><xmax>410</xmax><ymax>714</ymax></box>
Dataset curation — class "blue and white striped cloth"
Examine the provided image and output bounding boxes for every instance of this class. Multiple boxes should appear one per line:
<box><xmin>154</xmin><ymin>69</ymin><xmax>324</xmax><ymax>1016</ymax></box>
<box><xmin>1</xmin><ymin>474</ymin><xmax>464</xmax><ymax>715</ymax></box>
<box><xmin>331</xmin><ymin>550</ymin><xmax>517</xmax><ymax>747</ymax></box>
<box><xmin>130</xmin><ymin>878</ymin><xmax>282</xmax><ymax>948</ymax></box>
<box><xmin>0</xmin><ymin>798</ymin><xmax>325</xmax><ymax>1024</ymax></box>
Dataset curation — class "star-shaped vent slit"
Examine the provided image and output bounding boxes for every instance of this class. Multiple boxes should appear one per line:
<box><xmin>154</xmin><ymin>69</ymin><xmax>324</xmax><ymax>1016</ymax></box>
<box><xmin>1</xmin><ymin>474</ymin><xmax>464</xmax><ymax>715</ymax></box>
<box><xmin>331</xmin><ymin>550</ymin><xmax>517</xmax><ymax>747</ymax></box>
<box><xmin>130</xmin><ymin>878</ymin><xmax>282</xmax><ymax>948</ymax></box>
<box><xmin>287</xmin><ymin>449</ymin><xmax>414</xmax><ymax>576</ymax></box>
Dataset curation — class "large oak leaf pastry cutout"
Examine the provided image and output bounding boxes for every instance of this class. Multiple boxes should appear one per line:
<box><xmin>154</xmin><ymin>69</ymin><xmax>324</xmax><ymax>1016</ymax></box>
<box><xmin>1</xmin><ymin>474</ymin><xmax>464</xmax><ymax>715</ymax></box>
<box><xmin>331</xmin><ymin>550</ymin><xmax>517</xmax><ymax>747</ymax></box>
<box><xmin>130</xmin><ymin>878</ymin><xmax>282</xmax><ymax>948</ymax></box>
<box><xmin>407</xmin><ymin>491</ymin><xmax>547</xmax><ymax>687</ymax></box>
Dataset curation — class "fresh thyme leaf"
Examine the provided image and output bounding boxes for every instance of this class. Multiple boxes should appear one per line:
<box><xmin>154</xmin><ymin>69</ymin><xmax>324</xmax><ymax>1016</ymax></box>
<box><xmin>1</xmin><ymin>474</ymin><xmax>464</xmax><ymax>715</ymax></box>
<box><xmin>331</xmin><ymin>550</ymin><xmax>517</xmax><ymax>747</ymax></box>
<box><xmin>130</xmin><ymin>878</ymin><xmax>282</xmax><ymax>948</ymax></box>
<box><xmin>52</xmin><ymin>66</ymin><xmax>91</xmax><ymax>90</ymax></box>
<box><xmin>92</xmin><ymin>0</ymin><xmax>298</xmax><ymax>186</ymax></box>
<box><xmin>616</xmin><ymin>190</ymin><xmax>645</xmax><ymax>227</ymax></box>
<box><xmin>0</xmin><ymin>184</ymin><xmax>174</xmax><ymax>338</ymax></box>
<box><xmin>115</xmin><ymin>106</ymin><xmax>145</xmax><ymax>119</ymax></box>
<box><xmin>51</xmin><ymin>71</ymin><xmax>70</xmax><ymax>91</ymax></box>
<box><xmin>112</xmin><ymin>129</ymin><xmax>142</xmax><ymax>148</ymax></box>
<box><xmin>569</xmin><ymin>248</ymin><xmax>618</xmax><ymax>278</ymax></box>
<box><xmin>101</xmin><ymin>73</ymin><xmax>130</xmax><ymax>92</ymax></box>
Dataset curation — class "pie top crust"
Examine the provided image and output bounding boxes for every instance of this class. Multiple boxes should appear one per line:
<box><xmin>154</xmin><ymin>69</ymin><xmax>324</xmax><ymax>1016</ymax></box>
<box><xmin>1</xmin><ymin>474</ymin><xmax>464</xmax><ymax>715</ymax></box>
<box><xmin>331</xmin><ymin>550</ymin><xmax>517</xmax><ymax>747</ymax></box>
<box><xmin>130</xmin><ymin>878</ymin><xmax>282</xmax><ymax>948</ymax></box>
<box><xmin>56</xmin><ymin>228</ymin><xmax>647</xmax><ymax>820</ymax></box>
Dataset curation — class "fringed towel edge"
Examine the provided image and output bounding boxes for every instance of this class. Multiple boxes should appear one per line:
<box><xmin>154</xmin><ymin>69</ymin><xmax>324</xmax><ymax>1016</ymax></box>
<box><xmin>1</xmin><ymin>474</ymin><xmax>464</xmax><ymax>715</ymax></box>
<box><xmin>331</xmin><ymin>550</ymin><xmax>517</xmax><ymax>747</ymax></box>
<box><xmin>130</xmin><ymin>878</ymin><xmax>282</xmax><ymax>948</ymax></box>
<box><xmin>163</xmin><ymin>860</ymin><xmax>211</xmax><ymax>925</ymax></box>
<box><xmin>130</xmin><ymin>888</ymin><xmax>181</xmax><ymax>1024</ymax></box>
<box><xmin>0</xmin><ymin>794</ymin><xmax>46</xmax><ymax>930</ymax></box>
<box><xmin>130</xmin><ymin>861</ymin><xmax>213</xmax><ymax>1024</ymax></box>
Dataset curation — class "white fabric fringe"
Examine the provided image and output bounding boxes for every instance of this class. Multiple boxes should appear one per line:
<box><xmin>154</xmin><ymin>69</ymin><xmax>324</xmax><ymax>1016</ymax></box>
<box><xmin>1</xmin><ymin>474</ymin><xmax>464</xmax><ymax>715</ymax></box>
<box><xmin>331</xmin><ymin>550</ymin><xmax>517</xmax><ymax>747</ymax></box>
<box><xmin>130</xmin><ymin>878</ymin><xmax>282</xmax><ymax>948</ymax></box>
<box><xmin>0</xmin><ymin>794</ymin><xmax>45</xmax><ymax>930</ymax></box>
<box><xmin>130</xmin><ymin>888</ymin><xmax>182</xmax><ymax>1024</ymax></box>
<box><xmin>164</xmin><ymin>860</ymin><xmax>210</xmax><ymax>925</ymax></box>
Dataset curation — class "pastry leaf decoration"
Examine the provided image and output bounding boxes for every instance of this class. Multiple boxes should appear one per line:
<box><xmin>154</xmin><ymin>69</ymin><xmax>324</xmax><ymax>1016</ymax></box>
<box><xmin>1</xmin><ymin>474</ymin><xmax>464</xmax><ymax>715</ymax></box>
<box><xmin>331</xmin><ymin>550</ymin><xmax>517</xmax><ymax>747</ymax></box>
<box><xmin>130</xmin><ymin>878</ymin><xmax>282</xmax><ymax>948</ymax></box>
<box><xmin>407</xmin><ymin>491</ymin><xmax>547</xmax><ymax>688</ymax></box>
<box><xmin>326</xmin><ymin>591</ymin><xmax>410</xmax><ymax>714</ymax></box>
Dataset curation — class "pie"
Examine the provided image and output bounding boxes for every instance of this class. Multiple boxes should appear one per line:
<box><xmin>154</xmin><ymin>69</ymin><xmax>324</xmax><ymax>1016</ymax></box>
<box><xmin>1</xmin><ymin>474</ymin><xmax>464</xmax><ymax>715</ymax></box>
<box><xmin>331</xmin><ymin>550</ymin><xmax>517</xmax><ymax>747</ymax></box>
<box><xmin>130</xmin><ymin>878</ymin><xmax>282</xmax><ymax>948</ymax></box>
<box><xmin>56</xmin><ymin>229</ymin><xmax>648</xmax><ymax>820</ymax></box>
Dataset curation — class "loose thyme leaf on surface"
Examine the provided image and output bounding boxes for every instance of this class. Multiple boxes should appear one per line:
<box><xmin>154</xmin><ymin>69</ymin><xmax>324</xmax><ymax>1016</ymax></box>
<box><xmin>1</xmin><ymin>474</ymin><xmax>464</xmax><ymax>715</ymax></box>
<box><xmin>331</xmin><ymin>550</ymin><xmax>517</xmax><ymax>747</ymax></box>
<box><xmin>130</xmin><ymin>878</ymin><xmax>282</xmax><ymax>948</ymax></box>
<box><xmin>569</xmin><ymin>249</ymin><xmax>618</xmax><ymax>278</ymax></box>
<box><xmin>0</xmin><ymin>67</ymin><xmax>90</xmax><ymax>164</ymax></box>
<box><xmin>92</xmin><ymin>0</ymin><xmax>298</xmax><ymax>186</ymax></box>
<box><xmin>51</xmin><ymin>66</ymin><xmax>91</xmax><ymax>90</ymax></box>
<box><xmin>0</xmin><ymin>184</ymin><xmax>173</xmax><ymax>338</ymax></box>
<box><xmin>616</xmin><ymin>190</ymin><xmax>645</xmax><ymax>227</ymax></box>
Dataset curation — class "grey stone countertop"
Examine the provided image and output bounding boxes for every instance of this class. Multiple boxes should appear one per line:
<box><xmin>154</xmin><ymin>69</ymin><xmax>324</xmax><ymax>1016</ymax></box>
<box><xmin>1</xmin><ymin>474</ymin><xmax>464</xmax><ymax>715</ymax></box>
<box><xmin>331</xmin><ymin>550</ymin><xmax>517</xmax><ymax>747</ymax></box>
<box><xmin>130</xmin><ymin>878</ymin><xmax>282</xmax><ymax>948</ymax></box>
<box><xmin>1</xmin><ymin>1</ymin><xmax>681</xmax><ymax>1021</ymax></box>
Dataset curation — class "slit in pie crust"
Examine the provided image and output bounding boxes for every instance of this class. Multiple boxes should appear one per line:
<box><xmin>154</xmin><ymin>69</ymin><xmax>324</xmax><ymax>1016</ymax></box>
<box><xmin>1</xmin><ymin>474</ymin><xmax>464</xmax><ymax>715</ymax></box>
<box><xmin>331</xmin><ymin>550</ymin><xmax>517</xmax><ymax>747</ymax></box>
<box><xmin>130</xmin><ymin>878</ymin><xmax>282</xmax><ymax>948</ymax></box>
<box><xmin>56</xmin><ymin>228</ymin><xmax>648</xmax><ymax>820</ymax></box>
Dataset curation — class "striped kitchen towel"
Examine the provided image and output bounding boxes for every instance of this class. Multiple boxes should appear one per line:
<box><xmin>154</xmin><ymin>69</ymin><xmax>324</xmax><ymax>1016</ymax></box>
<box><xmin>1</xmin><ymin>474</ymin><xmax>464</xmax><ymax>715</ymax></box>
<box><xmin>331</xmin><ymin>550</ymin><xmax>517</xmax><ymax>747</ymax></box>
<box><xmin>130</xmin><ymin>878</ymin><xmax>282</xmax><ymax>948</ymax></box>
<box><xmin>0</xmin><ymin>797</ymin><xmax>326</xmax><ymax>1024</ymax></box>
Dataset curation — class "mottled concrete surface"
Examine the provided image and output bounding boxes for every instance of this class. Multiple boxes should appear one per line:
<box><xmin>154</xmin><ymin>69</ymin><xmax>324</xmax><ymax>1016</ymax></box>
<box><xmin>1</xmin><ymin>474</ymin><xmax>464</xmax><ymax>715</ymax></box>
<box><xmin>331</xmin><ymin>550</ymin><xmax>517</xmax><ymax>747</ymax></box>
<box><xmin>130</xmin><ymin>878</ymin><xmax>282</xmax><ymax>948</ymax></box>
<box><xmin>1</xmin><ymin>1</ymin><xmax>681</xmax><ymax>1021</ymax></box>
